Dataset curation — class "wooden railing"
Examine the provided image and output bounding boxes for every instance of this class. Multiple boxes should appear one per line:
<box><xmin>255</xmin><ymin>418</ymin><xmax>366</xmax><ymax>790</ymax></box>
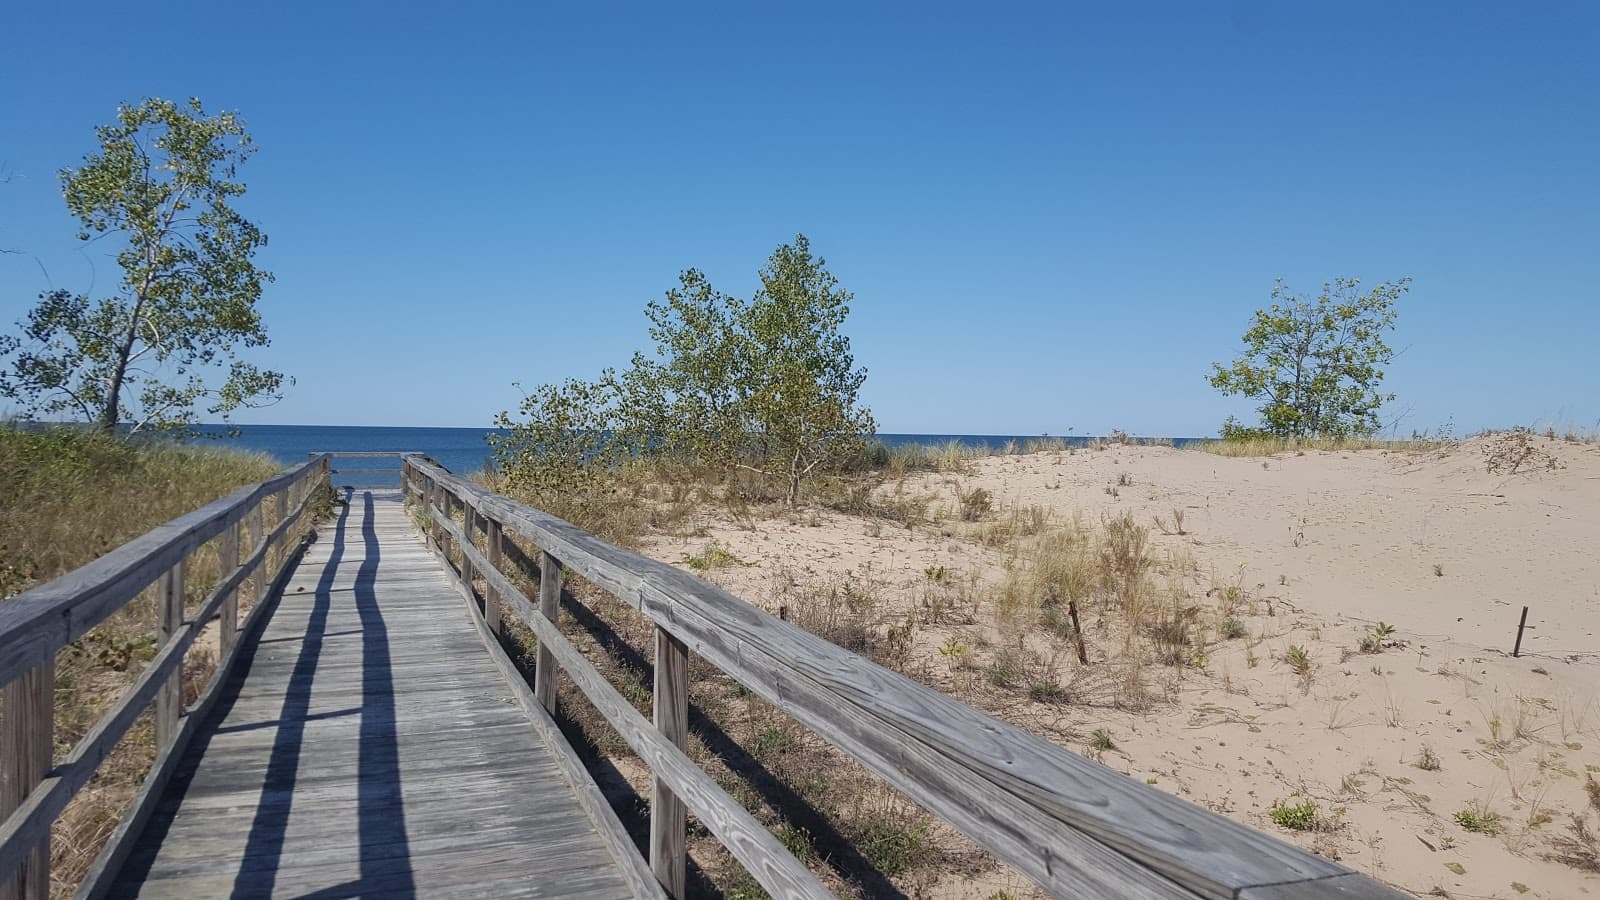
<box><xmin>318</xmin><ymin>450</ymin><xmax>408</xmax><ymax>490</ymax></box>
<box><xmin>401</xmin><ymin>455</ymin><xmax>1408</xmax><ymax>900</ymax></box>
<box><xmin>0</xmin><ymin>455</ymin><xmax>332</xmax><ymax>900</ymax></box>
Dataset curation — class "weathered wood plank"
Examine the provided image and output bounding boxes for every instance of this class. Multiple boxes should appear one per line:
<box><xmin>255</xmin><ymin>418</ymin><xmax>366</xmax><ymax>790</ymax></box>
<box><xmin>0</xmin><ymin>479</ymin><xmax>326</xmax><ymax>890</ymax></box>
<box><xmin>427</xmin><ymin>513</ymin><xmax>829</xmax><ymax>900</ymax></box>
<box><xmin>218</xmin><ymin>523</ymin><xmax>239</xmax><ymax>657</ymax></box>
<box><xmin>417</xmin><ymin>517</ymin><xmax>665</xmax><ymax>900</ymax></box>
<box><xmin>411</xmin><ymin>456</ymin><xmax>1410</xmax><ymax>900</ymax></box>
<box><xmin>534</xmin><ymin>549</ymin><xmax>563</xmax><ymax>714</ymax></box>
<box><xmin>0</xmin><ymin>660</ymin><xmax>53</xmax><ymax>900</ymax></box>
<box><xmin>94</xmin><ymin>494</ymin><xmax>638</xmax><ymax>900</ymax></box>
<box><xmin>650</xmin><ymin>628</ymin><xmax>688</xmax><ymax>898</ymax></box>
<box><xmin>155</xmin><ymin>562</ymin><xmax>184</xmax><ymax>749</ymax></box>
<box><xmin>485</xmin><ymin>519</ymin><xmax>504</xmax><ymax>635</ymax></box>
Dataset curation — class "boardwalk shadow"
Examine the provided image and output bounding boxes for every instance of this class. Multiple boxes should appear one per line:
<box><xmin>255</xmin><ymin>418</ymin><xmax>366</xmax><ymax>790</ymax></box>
<box><xmin>114</xmin><ymin>490</ymin><xmax>415</xmax><ymax>898</ymax></box>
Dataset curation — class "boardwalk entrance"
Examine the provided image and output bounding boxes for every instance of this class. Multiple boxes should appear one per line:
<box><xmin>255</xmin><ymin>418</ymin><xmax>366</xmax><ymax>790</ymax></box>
<box><xmin>107</xmin><ymin>493</ymin><xmax>637</xmax><ymax>899</ymax></box>
<box><xmin>1</xmin><ymin>452</ymin><xmax>1407</xmax><ymax>900</ymax></box>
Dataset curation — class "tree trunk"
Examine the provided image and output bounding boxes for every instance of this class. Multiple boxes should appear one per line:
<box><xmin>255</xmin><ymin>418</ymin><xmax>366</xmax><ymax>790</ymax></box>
<box><xmin>785</xmin><ymin>447</ymin><xmax>801</xmax><ymax>507</ymax></box>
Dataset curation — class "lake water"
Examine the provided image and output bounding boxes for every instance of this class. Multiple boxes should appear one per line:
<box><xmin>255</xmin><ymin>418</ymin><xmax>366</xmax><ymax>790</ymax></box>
<box><xmin>197</xmin><ymin>424</ymin><xmax>1203</xmax><ymax>486</ymax></box>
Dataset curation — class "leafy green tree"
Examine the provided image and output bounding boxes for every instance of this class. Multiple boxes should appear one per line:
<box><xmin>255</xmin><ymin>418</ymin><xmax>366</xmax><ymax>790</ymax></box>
<box><xmin>493</xmin><ymin>234</ymin><xmax>875</xmax><ymax>507</ymax></box>
<box><xmin>739</xmin><ymin>235</ymin><xmax>875</xmax><ymax>504</ymax></box>
<box><xmin>0</xmin><ymin>98</ymin><xmax>285</xmax><ymax>433</ymax></box>
<box><xmin>1209</xmin><ymin>277</ymin><xmax>1409</xmax><ymax>439</ymax></box>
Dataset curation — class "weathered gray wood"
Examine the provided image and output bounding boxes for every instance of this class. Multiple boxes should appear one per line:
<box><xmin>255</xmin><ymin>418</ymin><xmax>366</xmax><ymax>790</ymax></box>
<box><xmin>420</xmin><ymin>514</ymin><xmax>665</xmax><ymax>900</ymax></box>
<box><xmin>460</xmin><ymin>502</ymin><xmax>477</xmax><ymax>594</ymax></box>
<box><xmin>0</xmin><ymin>475</ymin><xmax>327</xmax><ymax>887</ymax></box>
<box><xmin>534</xmin><ymin>550</ymin><xmax>563</xmax><ymax>715</ymax></box>
<box><xmin>0</xmin><ymin>660</ymin><xmax>53</xmax><ymax>900</ymax></box>
<box><xmin>0</xmin><ymin>456</ymin><xmax>329</xmax><ymax>686</ymax></box>
<box><xmin>273</xmin><ymin>490</ymin><xmax>288</xmax><ymax>570</ymax></box>
<box><xmin>1238</xmin><ymin>873</ymin><xmax>1407</xmax><ymax>898</ymax></box>
<box><xmin>410</xmin><ymin>457</ymin><xmax>1402</xmax><ymax>900</ymax></box>
<box><xmin>94</xmin><ymin>494</ymin><xmax>639</xmax><ymax>900</ymax></box>
<box><xmin>650</xmin><ymin>629</ymin><xmax>688</xmax><ymax>899</ymax></box>
<box><xmin>248</xmin><ymin>501</ymin><xmax>265</xmax><ymax>612</ymax></box>
<box><xmin>219</xmin><ymin>524</ymin><xmax>239</xmax><ymax>657</ymax></box>
<box><xmin>156</xmin><ymin>562</ymin><xmax>184</xmax><ymax>748</ymax></box>
<box><xmin>428</xmin><ymin>515</ymin><xmax>829</xmax><ymax>900</ymax></box>
<box><xmin>485</xmin><ymin>519</ymin><xmax>503</xmax><ymax>635</ymax></box>
<box><xmin>78</xmin><ymin>500</ymin><xmax>320</xmax><ymax>900</ymax></box>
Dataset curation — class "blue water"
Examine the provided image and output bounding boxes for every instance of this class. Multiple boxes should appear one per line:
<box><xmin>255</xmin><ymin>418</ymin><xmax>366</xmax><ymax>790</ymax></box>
<box><xmin>199</xmin><ymin>424</ymin><xmax>1204</xmax><ymax>486</ymax></box>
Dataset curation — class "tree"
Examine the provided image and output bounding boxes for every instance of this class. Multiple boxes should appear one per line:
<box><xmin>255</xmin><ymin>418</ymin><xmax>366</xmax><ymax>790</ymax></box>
<box><xmin>0</xmin><ymin>98</ymin><xmax>285</xmax><ymax>433</ymax></box>
<box><xmin>1209</xmin><ymin>277</ymin><xmax>1409</xmax><ymax>439</ymax></box>
<box><xmin>493</xmin><ymin>234</ymin><xmax>875</xmax><ymax>507</ymax></box>
<box><xmin>738</xmin><ymin>235</ymin><xmax>875</xmax><ymax>505</ymax></box>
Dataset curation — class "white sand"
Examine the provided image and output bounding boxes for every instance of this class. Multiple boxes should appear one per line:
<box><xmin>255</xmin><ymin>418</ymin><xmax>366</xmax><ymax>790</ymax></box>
<box><xmin>642</xmin><ymin>433</ymin><xmax>1600</xmax><ymax>898</ymax></box>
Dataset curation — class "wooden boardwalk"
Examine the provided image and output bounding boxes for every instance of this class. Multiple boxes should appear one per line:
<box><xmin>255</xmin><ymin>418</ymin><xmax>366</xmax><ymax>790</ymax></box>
<box><xmin>2</xmin><ymin>454</ymin><xmax>1409</xmax><ymax>900</ymax></box>
<box><xmin>104</xmin><ymin>492</ymin><xmax>639</xmax><ymax>899</ymax></box>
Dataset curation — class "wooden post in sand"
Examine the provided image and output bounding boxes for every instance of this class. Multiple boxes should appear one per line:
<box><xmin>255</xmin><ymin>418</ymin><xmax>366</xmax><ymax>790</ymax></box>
<box><xmin>1512</xmin><ymin>605</ymin><xmax>1531</xmax><ymax>657</ymax></box>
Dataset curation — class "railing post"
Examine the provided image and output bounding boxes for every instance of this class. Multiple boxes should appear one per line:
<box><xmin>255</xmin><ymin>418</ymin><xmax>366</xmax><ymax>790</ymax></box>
<box><xmin>485</xmin><ymin>518</ymin><xmax>503</xmax><ymax>635</ymax></box>
<box><xmin>156</xmin><ymin>560</ymin><xmax>184</xmax><ymax>748</ymax></box>
<box><xmin>250</xmin><ymin>501</ymin><xmax>266</xmax><ymax>611</ymax></box>
<box><xmin>534</xmin><ymin>551</ymin><xmax>564</xmax><ymax>713</ymax></box>
<box><xmin>1</xmin><ymin>659</ymin><xmax>54</xmax><ymax>900</ymax></box>
<box><xmin>220</xmin><ymin>521</ymin><xmax>240</xmax><ymax>657</ymax></box>
<box><xmin>460</xmin><ymin>501</ymin><xmax>477</xmax><ymax>598</ymax></box>
<box><xmin>274</xmin><ymin>490</ymin><xmax>288</xmax><ymax>570</ymax></box>
<box><xmin>650</xmin><ymin>628</ymin><xmax>690</xmax><ymax>898</ymax></box>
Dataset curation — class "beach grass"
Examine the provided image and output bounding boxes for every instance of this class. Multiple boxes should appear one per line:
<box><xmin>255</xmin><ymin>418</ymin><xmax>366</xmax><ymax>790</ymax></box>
<box><xmin>0</xmin><ymin>424</ymin><xmax>283</xmax><ymax>893</ymax></box>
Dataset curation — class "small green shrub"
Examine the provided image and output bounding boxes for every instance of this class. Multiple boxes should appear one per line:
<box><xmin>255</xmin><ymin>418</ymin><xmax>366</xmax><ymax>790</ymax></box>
<box><xmin>1088</xmin><ymin>729</ymin><xmax>1116</xmax><ymax>754</ymax></box>
<box><xmin>1455</xmin><ymin>806</ymin><xmax>1502</xmax><ymax>834</ymax></box>
<box><xmin>1269</xmin><ymin>799</ymin><xmax>1320</xmax><ymax>831</ymax></box>
<box><xmin>1220</xmin><ymin>618</ymin><xmax>1248</xmax><ymax>640</ymax></box>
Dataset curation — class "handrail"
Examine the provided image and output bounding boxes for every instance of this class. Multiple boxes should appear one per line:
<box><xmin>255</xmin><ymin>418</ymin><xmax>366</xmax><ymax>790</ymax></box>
<box><xmin>403</xmin><ymin>455</ymin><xmax>1409</xmax><ymax>900</ymax></box>
<box><xmin>0</xmin><ymin>454</ymin><xmax>332</xmax><ymax>900</ymax></box>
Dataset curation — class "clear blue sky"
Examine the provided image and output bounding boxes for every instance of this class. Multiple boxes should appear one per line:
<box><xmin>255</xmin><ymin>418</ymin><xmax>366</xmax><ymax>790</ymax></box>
<box><xmin>2</xmin><ymin>2</ymin><xmax>1596</xmax><ymax>436</ymax></box>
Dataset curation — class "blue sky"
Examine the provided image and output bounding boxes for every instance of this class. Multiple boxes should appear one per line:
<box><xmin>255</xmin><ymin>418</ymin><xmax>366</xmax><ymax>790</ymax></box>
<box><xmin>2</xmin><ymin>2</ymin><xmax>1596</xmax><ymax>436</ymax></box>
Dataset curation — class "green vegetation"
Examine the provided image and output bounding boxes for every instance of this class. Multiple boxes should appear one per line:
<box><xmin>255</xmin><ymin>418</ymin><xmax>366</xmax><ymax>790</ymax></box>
<box><xmin>1</xmin><ymin>425</ymin><xmax>280</xmax><ymax>596</ymax></box>
<box><xmin>1190</xmin><ymin>434</ymin><xmax>1443</xmax><ymax>457</ymax></box>
<box><xmin>491</xmin><ymin>234</ymin><xmax>873</xmax><ymax>509</ymax></box>
<box><xmin>1209</xmin><ymin>276</ymin><xmax>1410</xmax><ymax>440</ymax></box>
<box><xmin>1269</xmin><ymin>798</ymin><xmax>1321</xmax><ymax>831</ymax></box>
<box><xmin>1455</xmin><ymin>805</ymin><xmax>1503</xmax><ymax>834</ymax></box>
<box><xmin>0</xmin><ymin>98</ymin><xmax>285</xmax><ymax>434</ymax></box>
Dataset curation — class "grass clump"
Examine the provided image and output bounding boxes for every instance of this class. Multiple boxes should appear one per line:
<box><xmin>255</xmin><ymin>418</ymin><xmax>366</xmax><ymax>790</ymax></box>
<box><xmin>1192</xmin><ymin>435</ymin><xmax>1447</xmax><ymax>458</ymax></box>
<box><xmin>1414</xmin><ymin>744</ymin><xmax>1442</xmax><ymax>771</ymax></box>
<box><xmin>1454</xmin><ymin>805</ymin><xmax>1503</xmax><ymax>834</ymax></box>
<box><xmin>685</xmin><ymin>541</ymin><xmax>746</xmax><ymax>571</ymax></box>
<box><xmin>1268</xmin><ymin>798</ymin><xmax>1321</xmax><ymax>832</ymax></box>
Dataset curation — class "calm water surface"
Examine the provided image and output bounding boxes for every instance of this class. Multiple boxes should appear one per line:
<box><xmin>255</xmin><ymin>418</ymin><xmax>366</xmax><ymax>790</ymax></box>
<box><xmin>198</xmin><ymin>424</ymin><xmax>1202</xmax><ymax>486</ymax></box>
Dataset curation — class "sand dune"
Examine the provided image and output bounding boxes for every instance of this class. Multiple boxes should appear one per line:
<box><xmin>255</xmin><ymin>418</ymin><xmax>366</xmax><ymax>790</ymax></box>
<box><xmin>643</xmin><ymin>432</ymin><xmax>1600</xmax><ymax>898</ymax></box>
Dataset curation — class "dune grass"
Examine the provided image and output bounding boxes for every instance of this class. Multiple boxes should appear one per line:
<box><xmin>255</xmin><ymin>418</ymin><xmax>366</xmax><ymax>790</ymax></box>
<box><xmin>0</xmin><ymin>424</ymin><xmax>284</xmax><ymax>893</ymax></box>
<box><xmin>1189</xmin><ymin>435</ymin><xmax>1450</xmax><ymax>457</ymax></box>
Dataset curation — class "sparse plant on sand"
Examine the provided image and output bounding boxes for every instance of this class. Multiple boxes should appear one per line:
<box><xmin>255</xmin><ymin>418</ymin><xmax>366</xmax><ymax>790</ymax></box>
<box><xmin>1546</xmin><ymin>814</ymin><xmax>1600</xmax><ymax>872</ymax></box>
<box><xmin>956</xmin><ymin>485</ymin><xmax>993</xmax><ymax>521</ymax></box>
<box><xmin>1269</xmin><ymin>798</ymin><xmax>1321</xmax><ymax>832</ymax></box>
<box><xmin>1087</xmin><ymin>729</ymin><xmax>1116</xmax><ymax>759</ymax></box>
<box><xmin>1358</xmin><ymin>621</ymin><xmax>1398</xmax><ymax>653</ymax></box>
<box><xmin>1455</xmin><ymin>803</ymin><xmax>1503</xmax><ymax>835</ymax></box>
<box><xmin>1415</xmin><ymin>744</ymin><xmax>1442</xmax><ymax>771</ymax></box>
